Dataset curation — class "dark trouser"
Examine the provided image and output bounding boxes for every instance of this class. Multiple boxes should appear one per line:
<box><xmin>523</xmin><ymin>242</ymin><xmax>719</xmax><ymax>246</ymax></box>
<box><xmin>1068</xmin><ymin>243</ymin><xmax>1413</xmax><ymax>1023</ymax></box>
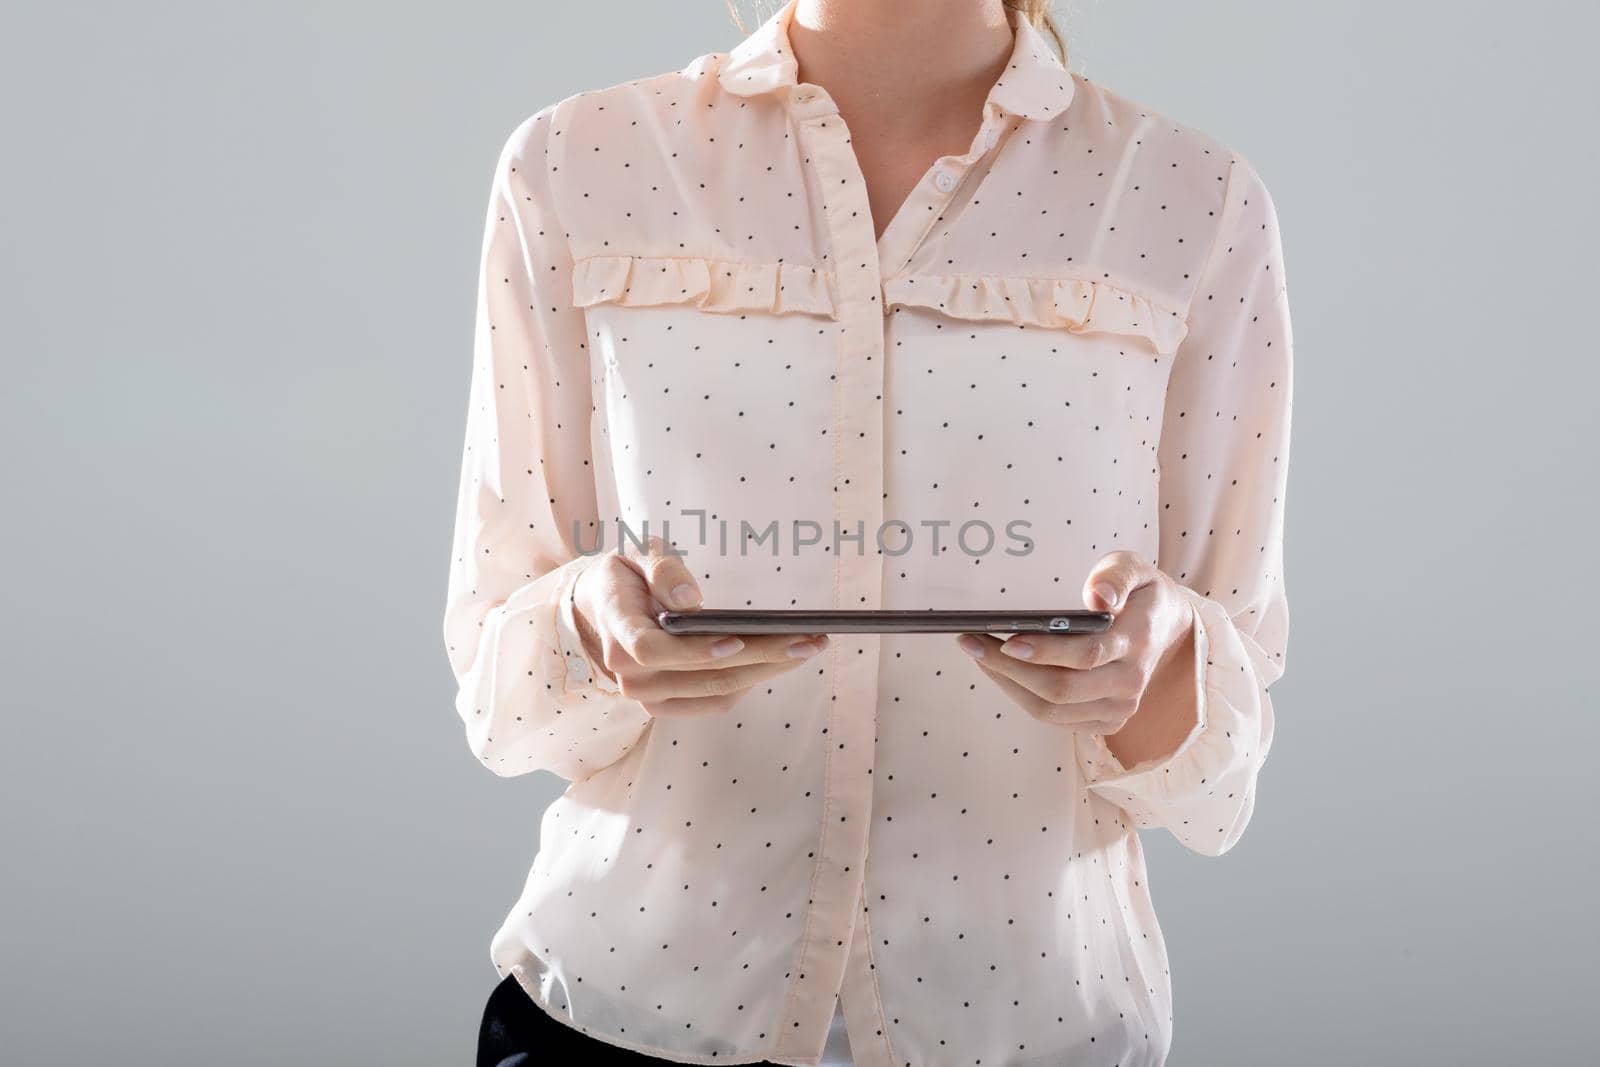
<box><xmin>477</xmin><ymin>972</ymin><xmax>784</xmax><ymax>1066</ymax></box>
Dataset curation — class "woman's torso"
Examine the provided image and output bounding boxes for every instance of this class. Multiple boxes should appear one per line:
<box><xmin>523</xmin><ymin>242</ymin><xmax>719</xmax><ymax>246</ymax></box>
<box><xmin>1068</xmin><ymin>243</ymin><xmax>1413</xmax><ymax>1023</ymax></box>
<box><xmin>490</xmin><ymin>7</ymin><xmax>1243</xmax><ymax>1065</ymax></box>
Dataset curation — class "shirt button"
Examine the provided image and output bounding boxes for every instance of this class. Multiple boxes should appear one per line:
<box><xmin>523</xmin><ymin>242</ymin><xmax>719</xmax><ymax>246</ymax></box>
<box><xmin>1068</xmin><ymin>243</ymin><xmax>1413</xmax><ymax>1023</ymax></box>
<box><xmin>933</xmin><ymin>169</ymin><xmax>957</xmax><ymax>192</ymax></box>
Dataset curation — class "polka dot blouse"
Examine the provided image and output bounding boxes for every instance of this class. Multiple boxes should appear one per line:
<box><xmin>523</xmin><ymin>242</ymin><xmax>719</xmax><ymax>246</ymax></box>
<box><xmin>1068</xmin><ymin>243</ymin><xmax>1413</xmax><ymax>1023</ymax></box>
<box><xmin>442</xmin><ymin>1</ymin><xmax>1294</xmax><ymax>1064</ymax></box>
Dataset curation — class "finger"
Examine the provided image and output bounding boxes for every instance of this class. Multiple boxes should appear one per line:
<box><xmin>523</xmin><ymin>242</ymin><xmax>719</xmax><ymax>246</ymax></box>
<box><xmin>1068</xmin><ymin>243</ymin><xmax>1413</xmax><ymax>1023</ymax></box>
<box><xmin>968</xmin><ymin>655</ymin><xmax>1119</xmax><ymax>731</ymax></box>
<box><xmin>959</xmin><ymin>635</ymin><xmax>1133</xmax><ymax>706</ymax></box>
<box><xmin>991</xmin><ymin>629</ymin><xmax>1130</xmax><ymax>670</ymax></box>
<box><xmin>586</xmin><ymin>566</ymin><xmax>733</xmax><ymax>674</ymax></box>
<box><xmin>617</xmin><ymin>624</ymin><xmax>830</xmax><ymax>671</ymax></box>
<box><xmin>1082</xmin><ymin>549</ymin><xmax>1155</xmax><ymax>614</ymax></box>
<box><xmin>640</xmin><ymin>694</ymin><xmax>740</xmax><ymax>718</ymax></box>
<box><xmin>640</xmin><ymin>689</ymin><xmax>772</xmax><ymax>717</ymax></box>
<box><xmin>1081</xmin><ymin>702</ymin><xmax>1140</xmax><ymax>735</ymax></box>
<box><xmin>615</xmin><ymin>534</ymin><xmax>702</xmax><ymax>611</ymax></box>
<box><xmin>648</xmin><ymin>632</ymin><xmax>831</xmax><ymax>671</ymax></box>
<box><xmin>623</xmin><ymin>653</ymin><xmax>825</xmax><ymax>704</ymax></box>
<box><xmin>968</xmin><ymin>657</ymin><xmax>1050</xmax><ymax>718</ymax></box>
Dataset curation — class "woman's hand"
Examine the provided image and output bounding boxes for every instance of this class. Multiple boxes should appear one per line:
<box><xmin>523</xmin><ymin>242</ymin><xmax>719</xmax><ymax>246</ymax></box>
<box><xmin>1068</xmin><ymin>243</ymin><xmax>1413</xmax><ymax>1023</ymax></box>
<box><xmin>957</xmin><ymin>550</ymin><xmax>1199</xmax><ymax>751</ymax></box>
<box><xmin>572</xmin><ymin>537</ymin><xmax>829</xmax><ymax>717</ymax></box>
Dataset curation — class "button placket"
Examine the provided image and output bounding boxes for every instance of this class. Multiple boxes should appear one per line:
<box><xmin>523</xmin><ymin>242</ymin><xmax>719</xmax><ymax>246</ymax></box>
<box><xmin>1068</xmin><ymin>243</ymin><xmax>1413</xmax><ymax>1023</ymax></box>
<box><xmin>875</xmin><ymin>113</ymin><xmax>1013</xmax><ymax>278</ymax></box>
<box><xmin>772</xmin><ymin>99</ymin><xmax>887</xmax><ymax>1063</ymax></box>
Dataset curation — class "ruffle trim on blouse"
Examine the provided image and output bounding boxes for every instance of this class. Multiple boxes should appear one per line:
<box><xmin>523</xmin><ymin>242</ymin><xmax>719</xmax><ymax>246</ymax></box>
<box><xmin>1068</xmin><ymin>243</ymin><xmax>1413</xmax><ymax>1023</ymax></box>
<box><xmin>882</xmin><ymin>272</ymin><xmax>1189</xmax><ymax>355</ymax></box>
<box><xmin>572</xmin><ymin>255</ymin><xmax>838</xmax><ymax>319</ymax></box>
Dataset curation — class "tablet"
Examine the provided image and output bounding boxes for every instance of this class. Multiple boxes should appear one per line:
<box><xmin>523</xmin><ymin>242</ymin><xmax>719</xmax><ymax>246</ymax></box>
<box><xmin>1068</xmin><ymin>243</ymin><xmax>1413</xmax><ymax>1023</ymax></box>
<box><xmin>656</xmin><ymin>609</ymin><xmax>1114</xmax><ymax>636</ymax></box>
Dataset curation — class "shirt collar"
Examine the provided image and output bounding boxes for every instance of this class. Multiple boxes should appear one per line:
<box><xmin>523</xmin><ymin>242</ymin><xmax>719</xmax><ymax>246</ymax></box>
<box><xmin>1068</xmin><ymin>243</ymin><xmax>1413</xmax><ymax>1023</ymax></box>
<box><xmin>717</xmin><ymin>0</ymin><xmax>1075</xmax><ymax>122</ymax></box>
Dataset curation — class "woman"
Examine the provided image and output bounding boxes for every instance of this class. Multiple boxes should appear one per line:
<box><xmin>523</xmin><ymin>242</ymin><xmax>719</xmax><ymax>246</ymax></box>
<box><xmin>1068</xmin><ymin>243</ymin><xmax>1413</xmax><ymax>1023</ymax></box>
<box><xmin>446</xmin><ymin>0</ymin><xmax>1293</xmax><ymax>1063</ymax></box>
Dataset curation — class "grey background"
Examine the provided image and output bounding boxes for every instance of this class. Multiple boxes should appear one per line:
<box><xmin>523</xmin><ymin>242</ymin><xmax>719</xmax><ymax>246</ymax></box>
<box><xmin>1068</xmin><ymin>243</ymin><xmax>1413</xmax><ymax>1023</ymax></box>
<box><xmin>2</xmin><ymin>1</ymin><xmax>1595</xmax><ymax>1064</ymax></box>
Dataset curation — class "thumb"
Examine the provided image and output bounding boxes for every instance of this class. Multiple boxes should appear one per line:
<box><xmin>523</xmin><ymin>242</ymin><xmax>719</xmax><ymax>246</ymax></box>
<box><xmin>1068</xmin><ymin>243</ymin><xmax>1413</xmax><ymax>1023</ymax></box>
<box><xmin>1082</xmin><ymin>549</ymin><xmax>1149</xmax><ymax>613</ymax></box>
<box><xmin>618</xmin><ymin>534</ymin><xmax>702</xmax><ymax>611</ymax></box>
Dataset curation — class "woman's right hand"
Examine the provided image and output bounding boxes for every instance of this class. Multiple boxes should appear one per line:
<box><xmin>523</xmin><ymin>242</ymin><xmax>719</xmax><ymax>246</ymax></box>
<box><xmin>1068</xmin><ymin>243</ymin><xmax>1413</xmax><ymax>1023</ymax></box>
<box><xmin>571</xmin><ymin>537</ymin><xmax>829</xmax><ymax>716</ymax></box>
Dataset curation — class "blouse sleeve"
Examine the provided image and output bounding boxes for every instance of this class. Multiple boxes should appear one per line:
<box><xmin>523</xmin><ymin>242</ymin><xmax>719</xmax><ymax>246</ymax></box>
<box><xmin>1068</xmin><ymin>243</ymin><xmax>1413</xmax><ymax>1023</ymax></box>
<box><xmin>1078</xmin><ymin>150</ymin><xmax>1294</xmax><ymax>855</ymax></box>
<box><xmin>442</xmin><ymin>107</ymin><xmax>651</xmax><ymax>781</ymax></box>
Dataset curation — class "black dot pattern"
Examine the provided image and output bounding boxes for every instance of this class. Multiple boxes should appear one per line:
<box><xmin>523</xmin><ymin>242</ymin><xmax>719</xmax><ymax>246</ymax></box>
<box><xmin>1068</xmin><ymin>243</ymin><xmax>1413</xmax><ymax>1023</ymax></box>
<box><xmin>442</xmin><ymin>2</ymin><xmax>1293</xmax><ymax>1064</ymax></box>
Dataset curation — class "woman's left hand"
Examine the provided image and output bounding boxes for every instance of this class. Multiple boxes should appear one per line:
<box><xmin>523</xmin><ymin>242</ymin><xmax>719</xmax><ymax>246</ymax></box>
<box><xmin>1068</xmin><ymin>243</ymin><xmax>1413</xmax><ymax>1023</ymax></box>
<box><xmin>957</xmin><ymin>550</ymin><xmax>1198</xmax><ymax>736</ymax></box>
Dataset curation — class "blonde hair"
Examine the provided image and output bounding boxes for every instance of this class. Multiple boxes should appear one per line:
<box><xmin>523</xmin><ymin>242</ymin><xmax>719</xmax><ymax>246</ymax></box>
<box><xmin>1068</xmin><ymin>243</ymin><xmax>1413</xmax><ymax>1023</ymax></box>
<box><xmin>722</xmin><ymin>1</ymin><xmax>1069</xmax><ymax>67</ymax></box>
<box><xmin>1003</xmin><ymin>0</ymin><xmax>1067</xmax><ymax>65</ymax></box>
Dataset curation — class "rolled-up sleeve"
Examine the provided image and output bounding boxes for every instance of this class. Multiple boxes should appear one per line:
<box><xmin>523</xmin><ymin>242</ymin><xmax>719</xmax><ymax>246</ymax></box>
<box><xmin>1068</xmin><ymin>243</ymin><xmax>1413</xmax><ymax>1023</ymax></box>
<box><xmin>442</xmin><ymin>105</ymin><xmax>649</xmax><ymax>781</ymax></box>
<box><xmin>1079</xmin><ymin>150</ymin><xmax>1293</xmax><ymax>856</ymax></box>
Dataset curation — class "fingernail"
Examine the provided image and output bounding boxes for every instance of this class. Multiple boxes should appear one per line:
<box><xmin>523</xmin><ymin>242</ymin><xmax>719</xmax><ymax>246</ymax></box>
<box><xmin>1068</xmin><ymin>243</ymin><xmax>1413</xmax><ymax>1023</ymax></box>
<box><xmin>671</xmin><ymin>583</ymin><xmax>700</xmax><ymax>609</ymax></box>
<box><xmin>710</xmin><ymin>637</ymin><xmax>744</xmax><ymax>658</ymax></box>
<box><xmin>958</xmin><ymin>636</ymin><xmax>985</xmax><ymax>659</ymax></box>
<box><xmin>1001</xmin><ymin>640</ymin><xmax>1034</xmax><ymax>660</ymax></box>
<box><xmin>788</xmin><ymin>639</ymin><xmax>824</xmax><ymax>659</ymax></box>
<box><xmin>1093</xmin><ymin>583</ymin><xmax>1119</xmax><ymax>608</ymax></box>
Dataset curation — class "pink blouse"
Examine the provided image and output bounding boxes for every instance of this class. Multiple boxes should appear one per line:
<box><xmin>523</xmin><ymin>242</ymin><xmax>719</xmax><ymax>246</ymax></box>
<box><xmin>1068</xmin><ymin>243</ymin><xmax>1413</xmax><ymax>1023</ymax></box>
<box><xmin>442</xmin><ymin>1</ymin><xmax>1293</xmax><ymax>1063</ymax></box>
